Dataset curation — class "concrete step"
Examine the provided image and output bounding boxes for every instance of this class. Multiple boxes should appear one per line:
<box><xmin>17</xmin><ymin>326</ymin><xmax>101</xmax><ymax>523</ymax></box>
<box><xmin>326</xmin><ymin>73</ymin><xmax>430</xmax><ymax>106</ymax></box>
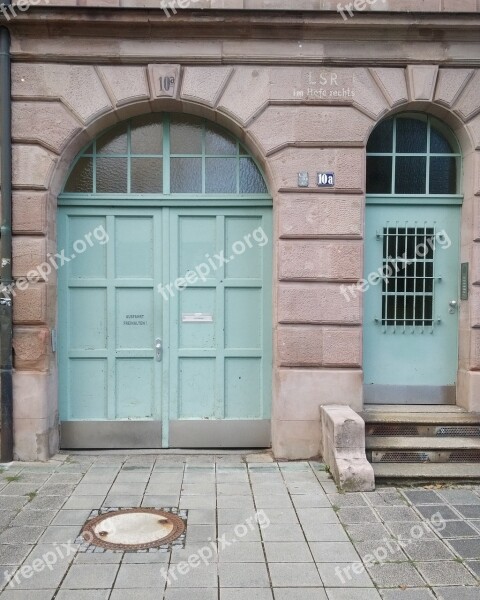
<box><xmin>364</xmin><ymin>405</ymin><xmax>466</xmax><ymax>413</ymax></box>
<box><xmin>363</xmin><ymin>408</ymin><xmax>480</xmax><ymax>478</ymax></box>
<box><xmin>366</xmin><ymin>436</ymin><xmax>480</xmax><ymax>450</ymax></box>
<box><xmin>360</xmin><ymin>411</ymin><xmax>480</xmax><ymax>425</ymax></box>
<box><xmin>373</xmin><ymin>462</ymin><xmax>480</xmax><ymax>480</ymax></box>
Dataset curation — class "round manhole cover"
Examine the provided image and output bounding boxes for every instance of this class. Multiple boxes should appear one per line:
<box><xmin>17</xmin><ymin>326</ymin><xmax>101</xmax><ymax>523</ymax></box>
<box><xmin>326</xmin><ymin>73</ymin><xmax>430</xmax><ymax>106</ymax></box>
<box><xmin>81</xmin><ymin>509</ymin><xmax>186</xmax><ymax>551</ymax></box>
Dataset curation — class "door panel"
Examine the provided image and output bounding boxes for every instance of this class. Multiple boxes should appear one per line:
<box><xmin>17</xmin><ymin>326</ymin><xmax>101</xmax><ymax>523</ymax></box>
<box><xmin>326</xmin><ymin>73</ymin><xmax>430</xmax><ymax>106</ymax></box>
<box><xmin>114</xmin><ymin>217</ymin><xmax>155</xmax><ymax>279</ymax></box>
<box><xmin>178</xmin><ymin>358</ymin><xmax>217</xmax><ymax>419</ymax></box>
<box><xmin>116</xmin><ymin>359</ymin><xmax>155</xmax><ymax>419</ymax></box>
<box><xmin>58</xmin><ymin>209</ymin><xmax>164</xmax><ymax>448</ymax></box>
<box><xmin>225</xmin><ymin>358</ymin><xmax>263</xmax><ymax>418</ymax></box>
<box><xmin>363</xmin><ymin>205</ymin><xmax>460</xmax><ymax>404</ymax></box>
<box><xmin>169</xmin><ymin>208</ymin><xmax>272</xmax><ymax>447</ymax></box>
<box><xmin>179</xmin><ymin>288</ymin><xmax>216</xmax><ymax>349</ymax></box>
<box><xmin>69</xmin><ymin>288</ymin><xmax>107</xmax><ymax>350</ymax></box>
<box><xmin>69</xmin><ymin>359</ymin><xmax>107</xmax><ymax>419</ymax></box>
<box><xmin>225</xmin><ymin>288</ymin><xmax>262</xmax><ymax>349</ymax></box>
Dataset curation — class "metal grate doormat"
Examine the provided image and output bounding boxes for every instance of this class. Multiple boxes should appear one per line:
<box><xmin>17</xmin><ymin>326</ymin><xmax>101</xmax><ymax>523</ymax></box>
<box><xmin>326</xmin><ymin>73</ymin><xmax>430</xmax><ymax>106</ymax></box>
<box><xmin>366</xmin><ymin>424</ymin><xmax>420</xmax><ymax>436</ymax></box>
<box><xmin>373</xmin><ymin>451</ymin><xmax>431</xmax><ymax>463</ymax></box>
<box><xmin>436</xmin><ymin>426</ymin><xmax>480</xmax><ymax>437</ymax></box>
<box><xmin>367</xmin><ymin>424</ymin><xmax>480</xmax><ymax>437</ymax></box>
<box><xmin>371</xmin><ymin>450</ymin><xmax>480</xmax><ymax>463</ymax></box>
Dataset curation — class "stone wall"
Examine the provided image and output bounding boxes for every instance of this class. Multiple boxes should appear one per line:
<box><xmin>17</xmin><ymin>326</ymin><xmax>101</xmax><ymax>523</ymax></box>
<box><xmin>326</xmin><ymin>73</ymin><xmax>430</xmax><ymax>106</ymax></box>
<box><xmin>6</xmin><ymin>10</ymin><xmax>480</xmax><ymax>460</ymax></box>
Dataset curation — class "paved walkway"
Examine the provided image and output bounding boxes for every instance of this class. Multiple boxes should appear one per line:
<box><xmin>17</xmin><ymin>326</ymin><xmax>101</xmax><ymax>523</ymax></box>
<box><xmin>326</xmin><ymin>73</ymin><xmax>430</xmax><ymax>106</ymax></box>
<box><xmin>0</xmin><ymin>453</ymin><xmax>478</xmax><ymax>599</ymax></box>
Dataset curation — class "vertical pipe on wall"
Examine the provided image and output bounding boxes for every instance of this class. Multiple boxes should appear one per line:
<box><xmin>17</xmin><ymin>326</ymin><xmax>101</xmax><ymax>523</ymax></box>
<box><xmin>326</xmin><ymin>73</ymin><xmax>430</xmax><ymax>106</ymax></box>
<box><xmin>0</xmin><ymin>6</ymin><xmax>13</xmax><ymax>463</ymax></box>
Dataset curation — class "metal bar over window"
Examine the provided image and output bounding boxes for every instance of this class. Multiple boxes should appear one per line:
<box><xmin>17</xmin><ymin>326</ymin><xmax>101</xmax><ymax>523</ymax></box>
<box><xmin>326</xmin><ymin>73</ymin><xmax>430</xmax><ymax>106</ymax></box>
<box><xmin>380</xmin><ymin>224</ymin><xmax>436</xmax><ymax>333</ymax></box>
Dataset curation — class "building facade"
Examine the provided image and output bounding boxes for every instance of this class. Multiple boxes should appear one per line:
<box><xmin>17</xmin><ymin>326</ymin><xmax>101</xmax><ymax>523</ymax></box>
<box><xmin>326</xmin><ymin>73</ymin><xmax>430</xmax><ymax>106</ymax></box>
<box><xmin>4</xmin><ymin>0</ymin><xmax>480</xmax><ymax>461</ymax></box>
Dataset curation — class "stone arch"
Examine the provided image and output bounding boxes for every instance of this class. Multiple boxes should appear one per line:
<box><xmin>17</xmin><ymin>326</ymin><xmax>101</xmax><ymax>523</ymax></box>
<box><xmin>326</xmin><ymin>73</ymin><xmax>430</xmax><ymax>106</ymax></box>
<box><xmin>363</xmin><ymin>101</ymin><xmax>475</xmax><ymax>158</ymax></box>
<box><xmin>365</xmin><ymin>67</ymin><xmax>480</xmax><ymax>160</ymax></box>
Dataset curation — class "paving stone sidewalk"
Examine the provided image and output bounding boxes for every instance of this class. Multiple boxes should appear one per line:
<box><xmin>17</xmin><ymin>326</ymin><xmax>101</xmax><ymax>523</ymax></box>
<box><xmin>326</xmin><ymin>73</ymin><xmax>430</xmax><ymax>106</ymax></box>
<box><xmin>0</xmin><ymin>453</ymin><xmax>478</xmax><ymax>599</ymax></box>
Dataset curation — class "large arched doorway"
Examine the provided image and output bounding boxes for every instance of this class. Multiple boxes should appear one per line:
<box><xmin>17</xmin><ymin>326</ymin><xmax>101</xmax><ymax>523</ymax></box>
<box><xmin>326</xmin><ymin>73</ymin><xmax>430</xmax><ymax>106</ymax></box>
<box><xmin>58</xmin><ymin>113</ymin><xmax>273</xmax><ymax>448</ymax></box>
<box><xmin>363</xmin><ymin>113</ymin><xmax>463</xmax><ymax>405</ymax></box>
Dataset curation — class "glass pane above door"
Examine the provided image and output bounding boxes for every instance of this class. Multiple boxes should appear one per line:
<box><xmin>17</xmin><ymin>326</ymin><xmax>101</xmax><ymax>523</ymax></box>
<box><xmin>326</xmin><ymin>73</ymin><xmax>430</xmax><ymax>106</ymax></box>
<box><xmin>63</xmin><ymin>114</ymin><xmax>269</xmax><ymax>197</ymax></box>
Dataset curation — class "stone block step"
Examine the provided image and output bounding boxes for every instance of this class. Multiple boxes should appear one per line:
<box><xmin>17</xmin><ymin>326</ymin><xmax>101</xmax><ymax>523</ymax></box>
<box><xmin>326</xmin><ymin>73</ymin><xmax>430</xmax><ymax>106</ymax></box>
<box><xmin>373</xmin><ymin>462</ymin><xmax>480</xmax><ymax>479</ymax></box>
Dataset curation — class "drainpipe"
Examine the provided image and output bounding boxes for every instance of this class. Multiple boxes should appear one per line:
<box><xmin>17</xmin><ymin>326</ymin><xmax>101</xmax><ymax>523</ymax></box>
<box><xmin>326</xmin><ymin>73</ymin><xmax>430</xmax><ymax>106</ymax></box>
<box><xmin>0</xmin><ymin>5</ymin><xmax>13</xmax><ymax>463</ymax></box>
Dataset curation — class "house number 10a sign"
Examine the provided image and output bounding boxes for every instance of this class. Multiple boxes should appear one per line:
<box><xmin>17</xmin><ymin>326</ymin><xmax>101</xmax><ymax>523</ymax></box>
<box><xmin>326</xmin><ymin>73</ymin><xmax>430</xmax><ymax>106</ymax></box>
<box><xmin>317</xmin><ymin>172</ymin><xmax>335</xmax><ymax>187</ymax></box>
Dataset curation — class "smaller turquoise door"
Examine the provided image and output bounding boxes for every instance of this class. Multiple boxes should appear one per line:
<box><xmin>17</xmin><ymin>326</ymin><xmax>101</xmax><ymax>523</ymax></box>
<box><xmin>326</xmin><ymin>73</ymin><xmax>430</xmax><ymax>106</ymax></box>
<box><xmin>364</xmin><ymin>113</ymin><xmax>463</xmax><ymax>404</ymax></box>
<box><xmin>363</xmin><ymin>205</ymin><xmax>461</xmax><ymax>404</ymax></box>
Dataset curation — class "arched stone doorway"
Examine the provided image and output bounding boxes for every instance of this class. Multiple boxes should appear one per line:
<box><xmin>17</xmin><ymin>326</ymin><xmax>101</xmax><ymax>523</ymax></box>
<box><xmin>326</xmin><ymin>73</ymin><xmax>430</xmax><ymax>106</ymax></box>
<box><xmin>58</xmin><ymin>113</ymin><xmax>273</xmax><ymax>449</ymax></box>
<box><xmin>363</xmin><ymin>113</ymin><xmax>463</xmax><ymax>405</ymax></box>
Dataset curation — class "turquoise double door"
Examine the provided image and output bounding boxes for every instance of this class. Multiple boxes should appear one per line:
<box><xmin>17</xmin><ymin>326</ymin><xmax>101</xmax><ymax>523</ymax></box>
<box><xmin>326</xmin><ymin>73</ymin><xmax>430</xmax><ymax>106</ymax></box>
<box><xmin>363</xmin><ymin>203</ymin><xmax>461</xmax><ymax>404</ymax></box>
<box><xmin>58</xmin><ymin>206</ymin><xmax>272</xmax><ymax>448</ymax></box>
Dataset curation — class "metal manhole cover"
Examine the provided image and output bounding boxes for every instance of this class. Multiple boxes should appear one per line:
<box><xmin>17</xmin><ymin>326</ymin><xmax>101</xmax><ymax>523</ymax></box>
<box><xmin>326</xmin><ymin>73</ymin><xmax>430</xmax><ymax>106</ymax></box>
<box><xmin>81</xmin><ymin>508</ymin><xmax>186</xmax><ymax>551</ymax></box>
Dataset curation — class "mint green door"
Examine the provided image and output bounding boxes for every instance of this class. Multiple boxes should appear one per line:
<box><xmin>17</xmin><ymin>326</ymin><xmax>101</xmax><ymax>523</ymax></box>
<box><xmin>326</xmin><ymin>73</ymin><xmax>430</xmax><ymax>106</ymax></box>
<box><xmin>58</xmin><ymin>114</ymin><xmax>272</xmax><ymax>448</ymax></box>
<box><xmin>58</xmin><ymin>208</ymin><xmax>165</xmax><ymax>447</ymax></box>
<box><xmin>168</xmin><ymin>208</ymin><xmax>272</xmax><ymax>446</ymax></box>
<box><xmin>363</xmin><ymin>205</ymin><xmax>461</xmax><ymax>404</ymax></box>
<box><xmin>58</xmin><ymin>207</ymin><xmax>272</xmax><ymax>447</ymax></box>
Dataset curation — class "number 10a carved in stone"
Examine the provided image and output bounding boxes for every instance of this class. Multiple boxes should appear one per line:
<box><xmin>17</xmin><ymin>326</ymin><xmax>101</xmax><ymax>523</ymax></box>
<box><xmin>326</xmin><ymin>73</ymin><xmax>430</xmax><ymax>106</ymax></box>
<box><xmin>148</xmin><ymin>65</ymin><xmax>181</xmax><ymax>98</ymax></box>
<box><xmin>159</xmin><ymin>76</ymin><xmax>176</xmax><ymax>93</ymax></box>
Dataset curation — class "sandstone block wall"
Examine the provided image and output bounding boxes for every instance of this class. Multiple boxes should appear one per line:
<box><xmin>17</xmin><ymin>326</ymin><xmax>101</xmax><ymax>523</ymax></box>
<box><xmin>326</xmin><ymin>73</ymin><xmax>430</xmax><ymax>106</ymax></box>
<box><xmin>6</xmin><ymin>10</ymin><xmax>480</xmax><ymax>459</ymax></box>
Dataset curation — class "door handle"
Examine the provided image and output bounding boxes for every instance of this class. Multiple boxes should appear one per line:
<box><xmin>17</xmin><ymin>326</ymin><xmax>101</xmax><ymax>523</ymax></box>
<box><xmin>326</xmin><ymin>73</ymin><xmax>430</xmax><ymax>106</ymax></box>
<box><xmin>155</xmin><ymin>338</ymin><xmax>163</xmax><ymax>362</ymax></box>
<box><xmin>449</xmin><ymin>300</ymin><xmax>458</xmax><ymax>314</ymax></box>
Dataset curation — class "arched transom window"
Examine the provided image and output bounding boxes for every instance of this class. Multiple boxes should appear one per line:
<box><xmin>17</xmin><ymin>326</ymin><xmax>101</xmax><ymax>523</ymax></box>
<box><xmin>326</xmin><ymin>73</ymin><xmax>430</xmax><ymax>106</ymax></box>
<box><xmin>367</xmin><ymin>114</ymin><xmax>461</xmax><ymax>197</ymax></box>
<box><xmin>63</xmin><ymin>114</ymin><xmax>269</xmax><ymax>196</ymax></box>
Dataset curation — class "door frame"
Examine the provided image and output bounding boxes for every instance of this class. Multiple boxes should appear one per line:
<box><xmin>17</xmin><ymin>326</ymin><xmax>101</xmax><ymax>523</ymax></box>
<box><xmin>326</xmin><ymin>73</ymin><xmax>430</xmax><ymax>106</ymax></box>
<box><xmin>362</xmin><ymin>199</ymin><xmax>462</xmax><ymax>405</ymax></box>
<box><xmin>57</xmin><ymin>198</ymin><xmax>273</xmax><ymax>449</ymax></box>
<box><xmin>363</xmin><ymin>113</ymin><xmax>464</xmax><ymax>406</ymax></box>
<box><xmin>57</xmin><ymin>196</ymin><xmax>273</xmax><ymax>449</ymax></box>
